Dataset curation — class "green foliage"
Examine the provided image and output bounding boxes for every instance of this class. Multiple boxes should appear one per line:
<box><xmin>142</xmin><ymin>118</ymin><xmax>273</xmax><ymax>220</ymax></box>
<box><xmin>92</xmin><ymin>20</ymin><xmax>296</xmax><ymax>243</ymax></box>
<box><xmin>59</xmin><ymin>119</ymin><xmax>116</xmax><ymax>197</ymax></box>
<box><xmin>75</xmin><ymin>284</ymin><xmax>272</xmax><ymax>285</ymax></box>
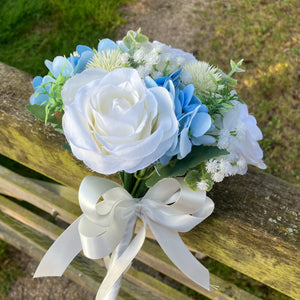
<box><xmin>184</xmin><ymin>169</ymin><xmax>202</xmax><ymax>191</ymax></box>
<box><xmin>123</xmin><ymin>28</ymin><xmax>149</xmax><ymax>55</ymax></box>
<box><xmin>221</xmin><ymin>59</ymin><xmax>245</xmax><ymax>87</ymax></box>
<box><xmin>0</xmin><ymin>0</ymin><xmax>131</xmax><ymax>75</ymax></box>
<box><xmin>199</xmin><ymin>85</ymin><xmax>243</xmax><ymax>119</ymax></box>
<box><xmin>146</xmin><ymin>146</ymin><xmax>228</xmax><ymax>187</ymax></box>
<box><xmin>26</xmin><ymin>104</ymin><xmax>63</xmax><ymax>133</ymax></box>
<box><xmin>184</xmin><ymin>169</ymin><xmax>214</xmax><ymax>191</ymax></box>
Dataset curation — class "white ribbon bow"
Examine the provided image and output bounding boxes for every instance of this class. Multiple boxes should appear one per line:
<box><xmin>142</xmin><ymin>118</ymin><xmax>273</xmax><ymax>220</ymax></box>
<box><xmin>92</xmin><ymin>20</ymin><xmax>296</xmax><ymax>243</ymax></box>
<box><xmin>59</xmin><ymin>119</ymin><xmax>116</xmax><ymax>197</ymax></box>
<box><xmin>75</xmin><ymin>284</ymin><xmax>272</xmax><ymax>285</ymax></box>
<box><xmin>34</xmin><ymin>176</ymin><xmax>214</xmax><ymax>299</ymax></box>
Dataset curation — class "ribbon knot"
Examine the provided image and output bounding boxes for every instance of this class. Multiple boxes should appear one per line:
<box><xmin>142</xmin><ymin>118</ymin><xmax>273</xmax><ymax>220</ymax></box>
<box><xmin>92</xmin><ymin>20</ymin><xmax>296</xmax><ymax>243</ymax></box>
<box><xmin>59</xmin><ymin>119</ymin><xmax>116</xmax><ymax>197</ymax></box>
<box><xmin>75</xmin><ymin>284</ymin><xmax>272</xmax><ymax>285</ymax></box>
<box><xmin>134</xmin><ymin>203</ymin><xmax>145</xmax><ymax>219</ymax></box>
<box><xmin>34</xmin><ymin>176</ymin><xmax>214</xmax><ymax>299</ymax></box>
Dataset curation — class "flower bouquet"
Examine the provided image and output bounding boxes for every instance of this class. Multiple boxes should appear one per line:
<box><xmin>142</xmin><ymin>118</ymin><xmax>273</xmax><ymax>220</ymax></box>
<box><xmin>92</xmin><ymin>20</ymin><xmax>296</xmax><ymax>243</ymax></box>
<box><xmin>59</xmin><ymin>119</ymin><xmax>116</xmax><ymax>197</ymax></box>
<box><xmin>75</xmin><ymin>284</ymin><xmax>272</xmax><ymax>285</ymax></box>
<box><xmin>27</xmin><ymin>29</ymin><xmax>266</xmax><ymax>299</ymax></box>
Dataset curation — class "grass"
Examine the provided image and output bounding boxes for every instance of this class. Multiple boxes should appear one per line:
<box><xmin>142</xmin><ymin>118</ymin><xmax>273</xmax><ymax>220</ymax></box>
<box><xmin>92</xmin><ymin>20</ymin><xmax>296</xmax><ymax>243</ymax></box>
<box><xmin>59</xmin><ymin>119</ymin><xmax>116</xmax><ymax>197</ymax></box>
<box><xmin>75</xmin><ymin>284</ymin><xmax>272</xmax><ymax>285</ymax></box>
<box><xmin>0</xmin><ymin>0</ymin><xmax>131</xmax><ymax>75</ymax></box>
<box><xmin>191</xmin><ymin>0</ymin><xmax>300</xmax><ymax>185</ymax></box>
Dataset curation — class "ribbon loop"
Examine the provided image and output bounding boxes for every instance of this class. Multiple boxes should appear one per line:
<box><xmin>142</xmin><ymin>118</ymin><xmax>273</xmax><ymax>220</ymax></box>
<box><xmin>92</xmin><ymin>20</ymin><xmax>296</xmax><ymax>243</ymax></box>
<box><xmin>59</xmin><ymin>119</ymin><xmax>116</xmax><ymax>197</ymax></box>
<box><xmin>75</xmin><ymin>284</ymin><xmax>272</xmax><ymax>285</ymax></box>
<box><xmin>34</xmin><ymin>176</ymin><xmax>214</xmax><ymax>299</ymax></box>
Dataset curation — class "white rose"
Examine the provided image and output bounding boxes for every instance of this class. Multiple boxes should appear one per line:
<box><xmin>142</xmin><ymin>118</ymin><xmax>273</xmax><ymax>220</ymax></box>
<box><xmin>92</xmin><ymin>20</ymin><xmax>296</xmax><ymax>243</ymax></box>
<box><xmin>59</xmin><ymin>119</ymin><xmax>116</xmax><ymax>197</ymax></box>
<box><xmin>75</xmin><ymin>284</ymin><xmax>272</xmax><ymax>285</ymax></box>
<box><xmin>62</xmin><ymin>68</ymin><xmax>178</xmax><ymax>174</ymax></box>
<box><xmin>218</xmin><ymin>100</ymin><xmax>266</xmax><ymax>173</ymax></box>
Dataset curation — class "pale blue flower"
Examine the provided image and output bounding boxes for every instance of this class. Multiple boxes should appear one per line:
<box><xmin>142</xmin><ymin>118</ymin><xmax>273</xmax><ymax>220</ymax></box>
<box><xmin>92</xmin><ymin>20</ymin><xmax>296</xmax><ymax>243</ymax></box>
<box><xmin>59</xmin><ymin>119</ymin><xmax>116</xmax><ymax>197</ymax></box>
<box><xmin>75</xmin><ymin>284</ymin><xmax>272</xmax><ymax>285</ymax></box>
<box><xmin>30</xmin><ymin>39</ymin><xmax>118</xmax><ymax>106</ymax></box>
<box><xmin>30</xmin><ymin>75</ymin><xmax>55</xmax><ymax>105</ymax></box>
<box><xmin>145</xmin><ymin>69</ymin><xmax>214</xmax><ymax>164</ymax></box>
<box><xmin>45</xmin><ymin>56</ymin><xmax>74</xmax><ymax>78</ymax></box>
<box><xmin>69</xmin><ymin>39</ymin><xmax>118</xmax><ymax>74</ymax></box>
<box><xmin>97</xmin><ymin>38</ymin><xmax>118</xmax><ymax>52</ymax></box>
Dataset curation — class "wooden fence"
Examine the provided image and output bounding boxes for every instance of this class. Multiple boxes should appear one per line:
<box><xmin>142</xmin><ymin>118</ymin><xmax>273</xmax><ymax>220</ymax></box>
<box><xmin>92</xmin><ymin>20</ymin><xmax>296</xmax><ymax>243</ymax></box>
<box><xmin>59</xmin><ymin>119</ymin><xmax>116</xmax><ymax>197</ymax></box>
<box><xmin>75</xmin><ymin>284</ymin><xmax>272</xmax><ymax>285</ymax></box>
<box><xmin>0</xmin><ymin>62</ymin><xmax>299</xmax><ymax>299</ymax></box>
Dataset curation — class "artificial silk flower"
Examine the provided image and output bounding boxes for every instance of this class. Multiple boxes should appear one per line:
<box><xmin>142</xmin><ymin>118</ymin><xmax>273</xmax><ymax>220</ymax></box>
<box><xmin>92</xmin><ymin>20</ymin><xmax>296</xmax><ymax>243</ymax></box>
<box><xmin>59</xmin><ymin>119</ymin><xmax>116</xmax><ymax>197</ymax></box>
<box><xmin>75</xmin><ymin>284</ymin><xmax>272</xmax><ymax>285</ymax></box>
<box><xmin>217</xmin><ymin>100</ymin><xmax>266</xmax><ymax>172</ymax></box>
<box><xmin>28</xmin><ymin>29</ymin><xmax>266</xmax><ymax>191</ymax></box>
<box><xmin>28</xmin><ymin>31</ymin><xmax>267</xmax><ymax>300</ymax></box>
<box><xmin>62</xmin><ymin>68</ymin><xmax>178</xmax><ymax>174</ymax></box>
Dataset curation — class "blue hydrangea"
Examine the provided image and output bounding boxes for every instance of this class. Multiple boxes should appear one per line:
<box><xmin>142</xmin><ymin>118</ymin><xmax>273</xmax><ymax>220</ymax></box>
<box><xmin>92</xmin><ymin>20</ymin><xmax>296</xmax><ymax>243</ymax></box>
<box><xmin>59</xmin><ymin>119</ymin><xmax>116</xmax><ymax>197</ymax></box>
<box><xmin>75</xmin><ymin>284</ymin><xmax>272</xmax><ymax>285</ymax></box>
<box><xmin>145</xmin><ymin>69</ymin><xmax>214</xmax><ymax>164</ymax></box>
<box><xmin>30</xmin><ymin>75</ymin><xmax>55</xmax><ymax>105</ymax></box>
<box><xmin>30</xmin><ymin>39</ymin><xmax>118</xmax><ymax>105</ymax></box>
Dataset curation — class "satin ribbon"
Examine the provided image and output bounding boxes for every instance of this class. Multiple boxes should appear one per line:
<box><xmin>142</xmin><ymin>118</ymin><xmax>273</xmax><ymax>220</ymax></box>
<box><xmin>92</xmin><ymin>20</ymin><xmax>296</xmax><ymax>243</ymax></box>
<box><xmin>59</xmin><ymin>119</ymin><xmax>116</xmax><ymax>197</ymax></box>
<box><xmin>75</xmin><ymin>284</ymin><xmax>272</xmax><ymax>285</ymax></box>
<box><xmin>34</xmin><ymin>176</ymin><xmax>214</xmax><ymax>299</ymax></box>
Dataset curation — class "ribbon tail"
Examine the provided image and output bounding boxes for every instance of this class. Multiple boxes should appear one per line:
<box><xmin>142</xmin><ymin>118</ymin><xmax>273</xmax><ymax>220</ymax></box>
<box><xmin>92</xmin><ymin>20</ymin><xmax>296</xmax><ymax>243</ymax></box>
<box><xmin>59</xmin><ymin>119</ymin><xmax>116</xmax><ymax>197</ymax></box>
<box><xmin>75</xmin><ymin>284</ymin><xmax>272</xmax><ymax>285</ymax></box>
<box><xmin>34</xmin><ymin>216</ymin><xmax>83</xmax><ymax>277</ymax></box>
<box><xmin>96</xmin><ymin>223</ymin><xmax>147</xmax><ymax>299</ymax></box>
<box><xmin>102</xmin><ymin>216</ymin><xmax>137</xmax><ymax>300</ymax></box>
<box><xmin>149</xmin><ymin>221</ymin><xmax>210</xmax><ymax>290</ymax></box>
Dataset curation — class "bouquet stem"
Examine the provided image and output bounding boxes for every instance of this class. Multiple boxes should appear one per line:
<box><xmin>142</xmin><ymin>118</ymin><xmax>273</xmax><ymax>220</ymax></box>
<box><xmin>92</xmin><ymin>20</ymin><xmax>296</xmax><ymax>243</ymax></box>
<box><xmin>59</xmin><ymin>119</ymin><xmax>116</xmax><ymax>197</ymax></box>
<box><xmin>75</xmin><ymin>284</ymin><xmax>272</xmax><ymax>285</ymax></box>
<box><xmin>119</xmin><ymin>168</ymin><xmax>150</xmax><ymax>198</ymax></box>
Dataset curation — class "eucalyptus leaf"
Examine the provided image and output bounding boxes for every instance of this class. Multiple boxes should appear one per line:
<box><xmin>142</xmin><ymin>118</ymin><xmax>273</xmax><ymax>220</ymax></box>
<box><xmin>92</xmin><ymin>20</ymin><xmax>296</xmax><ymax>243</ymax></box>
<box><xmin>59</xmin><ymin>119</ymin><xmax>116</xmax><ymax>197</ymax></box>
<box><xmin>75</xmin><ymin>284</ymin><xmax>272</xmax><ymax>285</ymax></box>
<box><xmin>123</xmin><ymin>36</ymin><xmax>133</xmax><ymax>49</ymax></box>
<box><xmin>146</xmin><ymin>146</ymin><xmax>228</xmax><ymax>187</ymax></box>
<box><xmin>135</xmin><ymin>34</ymin><xmax>148</xmax><ymax>44</ymax></box>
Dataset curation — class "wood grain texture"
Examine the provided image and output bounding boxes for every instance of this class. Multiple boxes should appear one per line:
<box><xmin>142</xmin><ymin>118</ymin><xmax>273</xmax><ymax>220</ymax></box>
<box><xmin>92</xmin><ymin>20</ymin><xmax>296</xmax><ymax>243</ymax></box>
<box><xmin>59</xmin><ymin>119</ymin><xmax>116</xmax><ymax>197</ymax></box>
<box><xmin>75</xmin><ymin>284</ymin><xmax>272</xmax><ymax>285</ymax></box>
<box><xmin>0</xmin><ymin>198</ymin><xmax>194</xmax><ymax>300</ymax></box>
<box><xmin>0</xmin><ymin>63</ymin><xmax>119</xmax><ymax>188</ymax></box>
<box><xmin>0</xmin><ymin>62</ymin><xmax>299</xmax><ymax>298</ymax></box>
<box><xmin>0</xmin><ymin>191</ymin><xmax>258</xmax><ymax>300</ymax></box>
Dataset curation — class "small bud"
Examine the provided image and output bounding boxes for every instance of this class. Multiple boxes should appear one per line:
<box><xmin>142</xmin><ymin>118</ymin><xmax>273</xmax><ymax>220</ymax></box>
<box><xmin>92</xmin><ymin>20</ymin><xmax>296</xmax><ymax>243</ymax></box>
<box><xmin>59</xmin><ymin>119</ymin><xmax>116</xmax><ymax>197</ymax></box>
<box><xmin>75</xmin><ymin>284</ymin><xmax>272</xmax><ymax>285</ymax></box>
<box><xmin>54</xmin><ymin>111</ymin><xmax>62</xmax><ymax>120</ymax></box>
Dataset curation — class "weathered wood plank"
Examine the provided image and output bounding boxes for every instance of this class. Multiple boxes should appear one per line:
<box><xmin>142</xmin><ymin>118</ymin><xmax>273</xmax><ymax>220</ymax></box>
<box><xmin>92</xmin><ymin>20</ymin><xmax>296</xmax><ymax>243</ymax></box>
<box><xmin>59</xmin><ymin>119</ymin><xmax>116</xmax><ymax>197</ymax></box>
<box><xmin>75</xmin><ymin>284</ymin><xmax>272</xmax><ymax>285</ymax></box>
<box><xmin>126</xmin><ymin>268</ymin><xmax>192</xmax><ymax>300</ymax></box>
<box><xmin>0</xmin><ymin>165</ymin><xmax>80</xmax><ymax>223</ymax></box>
<box><xmin>0</xmin><ymin>195</ymin><xmax>63</xmax><ymax>240</ymax></box>
<box><xmin>0</xmin><ymin>211</ymin><xmax>103</xmax><ymax>296</ymax></box>
<box><xmin>0</xmin><ymin>189</ymin><xmax>259</xmax><ymax>300</ymax></box>
<box><xmin>138</xmin><ymin>239</ymin><xmax>260</xmax><ymax>300</ymax></box>
<box><xmin>0</xmin><ymin>197</ymin><xmax>194</xmax><ymax>300</ymax></box>
<box><xmin>0</xmin><ymin>63</ymin><xmax>118</xmax><ymax>188</ymax></box>
<box><xmin>0</xmin><ymin>62</ymin><xmax>299</xmax><ymax>298</ymax></box>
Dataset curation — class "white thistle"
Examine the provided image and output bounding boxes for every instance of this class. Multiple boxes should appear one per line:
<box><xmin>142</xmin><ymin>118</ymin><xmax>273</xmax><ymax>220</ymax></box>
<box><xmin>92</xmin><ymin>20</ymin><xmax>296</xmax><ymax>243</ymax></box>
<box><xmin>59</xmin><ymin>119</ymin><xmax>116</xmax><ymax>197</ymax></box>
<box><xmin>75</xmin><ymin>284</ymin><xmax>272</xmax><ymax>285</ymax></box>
<box><xmin>87</xmin><ymin>49</ymin><xmax>125</xmax><ymax>72</ymax></box>
<box><xmin>136</xmin><ymin>65</ymin><xmax>150</xmax><ymax>79</ymax></box>
<box><xmin>219</xmin><ymin>159</ymin><xmax>233</xmax><ymax>176</ymax></box>
<box><xmin>151</xmin><ymin>70</ymin><xmax>164</xmax><ymax>79</ymax></box>
<box><xmin>181</xmin><ymin>61</ymin><xmax>223</xmax><ymax>95</ymax></box>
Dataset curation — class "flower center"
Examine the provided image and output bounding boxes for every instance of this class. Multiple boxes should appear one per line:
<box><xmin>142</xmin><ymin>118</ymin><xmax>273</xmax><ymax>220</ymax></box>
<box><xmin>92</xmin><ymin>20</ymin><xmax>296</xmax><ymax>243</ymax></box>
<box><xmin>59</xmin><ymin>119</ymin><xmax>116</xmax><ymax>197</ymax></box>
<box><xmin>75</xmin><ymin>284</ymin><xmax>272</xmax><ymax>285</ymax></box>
<box><xmin>112</xmin><ymin>98</ymin><xmax>131</xmax><ymax>111</ymax></box>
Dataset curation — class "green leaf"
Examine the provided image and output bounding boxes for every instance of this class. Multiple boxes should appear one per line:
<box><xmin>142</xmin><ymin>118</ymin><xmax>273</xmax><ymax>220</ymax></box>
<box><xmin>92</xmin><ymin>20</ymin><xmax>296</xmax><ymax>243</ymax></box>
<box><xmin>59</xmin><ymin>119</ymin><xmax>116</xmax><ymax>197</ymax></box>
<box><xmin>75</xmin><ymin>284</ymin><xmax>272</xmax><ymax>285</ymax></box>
<box><xmin>230</xmin><ymin>59</ymin><xmax>236</xmax><ymax>70</ymax></box>
<box><xmin>61</xmin><ymin>142</ymin><xmax>71</xmax><ymax>151</ymax></box>
<box><xmin>128</xmin><ymin>30</ymin><xmax>135</xmax><ymax>39</ymax></box>
<box><xmin>146</xmin><ymin>146</ymin><xmax>228</xmax><ymax>187</ymax></box>
<box><xmin>225</xmin><ymin>76</ymin><xmax>237</xmax><ymax>87</ymax></box>
<box><xmin>236</xmin><ymin>59</ymin><xmax>244</xmax><ymax>67</ymax></box>
<box><xmin>26</xmin><ymin>104</ymin><xmax>48</xmax><ymax>122</ymax></box>
<box><xmin>184</xmin><ymin>170</ymin><xmax>201</xmax><ymax>191</ymax></box>
<box><xmin>26</xmin><ymin>104</ymin><xmax>63</xmax><ymax>133</ymax></box>
<box><xmin>135</xmin><ymin>34</ymin><xmax>148</xmax><ymax>44</ymax></box>
<box><xmin>123</xmin><ymin>36</ymin><xmax>133</xmax><ymax>49</ymax></box>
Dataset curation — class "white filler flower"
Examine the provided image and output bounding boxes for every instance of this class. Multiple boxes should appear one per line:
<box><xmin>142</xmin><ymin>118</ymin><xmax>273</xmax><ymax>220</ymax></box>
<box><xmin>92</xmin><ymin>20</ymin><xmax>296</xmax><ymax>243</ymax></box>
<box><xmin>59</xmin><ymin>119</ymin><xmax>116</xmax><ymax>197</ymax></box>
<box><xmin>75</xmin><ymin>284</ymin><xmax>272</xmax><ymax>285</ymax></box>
<box><xmin>62</xmin><ymin>68</ymin><xmax>178</xmax><ymax>174</ymax></box>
